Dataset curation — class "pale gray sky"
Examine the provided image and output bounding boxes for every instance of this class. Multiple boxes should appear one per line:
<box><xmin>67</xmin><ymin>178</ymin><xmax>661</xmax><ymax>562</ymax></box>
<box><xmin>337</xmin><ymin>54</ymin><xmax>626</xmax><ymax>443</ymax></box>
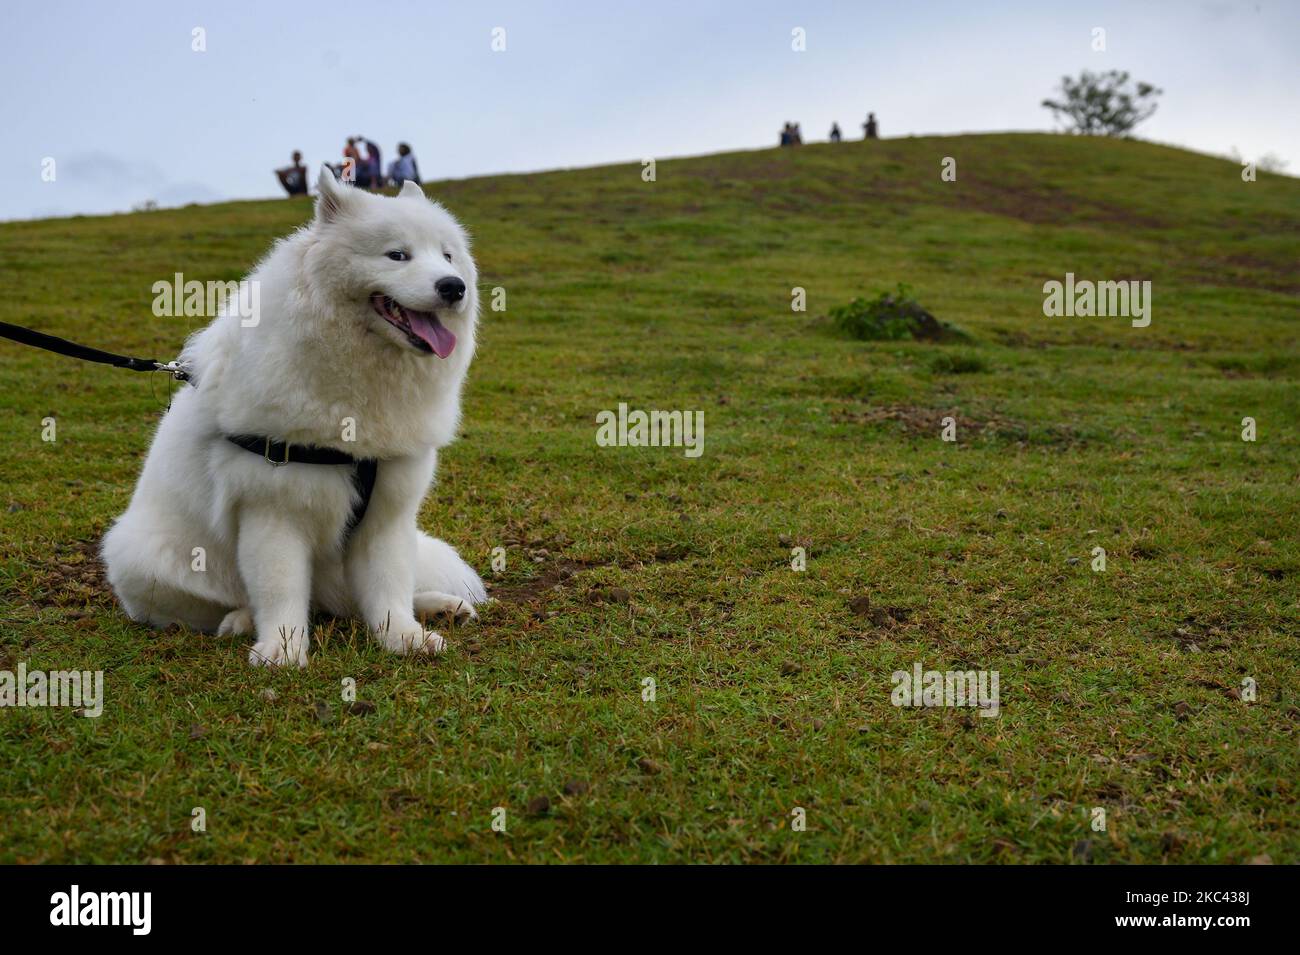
<box><xmin>2</xmin><ymin>0</ymin><xmax>1296</xmax><ymax>220</ymax></box>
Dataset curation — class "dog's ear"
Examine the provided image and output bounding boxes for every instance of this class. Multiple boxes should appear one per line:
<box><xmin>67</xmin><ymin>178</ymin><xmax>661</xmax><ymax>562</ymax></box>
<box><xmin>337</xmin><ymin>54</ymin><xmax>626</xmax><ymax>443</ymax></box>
<box><xmin>398</xmin><ymin>179</ymin><xmax>426</xmax><ymax>201</ymax></box>
<box><xmin>315</xmin><ymin>164</ymin><xmax>353</xmax><ymax>223</ymax></box>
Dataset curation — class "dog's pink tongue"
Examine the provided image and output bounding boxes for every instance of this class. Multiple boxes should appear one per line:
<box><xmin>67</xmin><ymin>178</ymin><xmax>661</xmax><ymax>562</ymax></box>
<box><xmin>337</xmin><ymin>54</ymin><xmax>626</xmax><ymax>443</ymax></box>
<box><xmin>407</xmin><ymin>312</ymin><xmax>456</xmax><ymax>358</ymax></box>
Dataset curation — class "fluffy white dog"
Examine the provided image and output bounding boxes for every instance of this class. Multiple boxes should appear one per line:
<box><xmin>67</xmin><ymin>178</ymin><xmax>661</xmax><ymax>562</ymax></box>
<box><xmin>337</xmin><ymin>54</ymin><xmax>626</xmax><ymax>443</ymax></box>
<box><xmin>103</xmin><ymin>167</ymin><xmax>486</xmax><ymax>667</ymax></box>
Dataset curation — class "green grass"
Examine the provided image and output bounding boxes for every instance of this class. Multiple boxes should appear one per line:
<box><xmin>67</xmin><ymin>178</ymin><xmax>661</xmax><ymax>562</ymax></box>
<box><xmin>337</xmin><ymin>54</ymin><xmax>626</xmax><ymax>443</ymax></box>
<box><xmin>0</xmin><ymin>133</ymin><xmax>1296</xmax><ymax>863</ymax></box>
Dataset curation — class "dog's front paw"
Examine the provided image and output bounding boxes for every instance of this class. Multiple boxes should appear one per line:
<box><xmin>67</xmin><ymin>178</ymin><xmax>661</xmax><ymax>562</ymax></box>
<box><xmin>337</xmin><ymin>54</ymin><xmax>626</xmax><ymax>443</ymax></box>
<box><xmin>414</xmin><ymin>590</ymin><xmax>478</xmax><ymax>624</ymax></box>
<box><xmin>373</xmin><ymin>616</ymin><xmax>446</xmax><ymax>656</ymax></box>
<box><xmin>249</xmin><ymin>628</ymin><xmax>309</xmax><ymax>668</ymax></box>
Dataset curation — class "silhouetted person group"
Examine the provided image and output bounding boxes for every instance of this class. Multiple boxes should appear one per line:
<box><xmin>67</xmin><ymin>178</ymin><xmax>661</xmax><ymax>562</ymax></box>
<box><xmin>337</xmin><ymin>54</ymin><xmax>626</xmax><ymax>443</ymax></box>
<box><xmin>779</xmin><ymin>113</ymin><xmax>879</xmax><ymax>147</ymax></box>
<box><xmin>275</xmin><ymin>138</ymin><xmax>422</xmax><ymax>197</ymax></box>
<box><xmin>283</xmin><ymin>114</ymin><xmax>880</xmax><ymax>198</ymax></box>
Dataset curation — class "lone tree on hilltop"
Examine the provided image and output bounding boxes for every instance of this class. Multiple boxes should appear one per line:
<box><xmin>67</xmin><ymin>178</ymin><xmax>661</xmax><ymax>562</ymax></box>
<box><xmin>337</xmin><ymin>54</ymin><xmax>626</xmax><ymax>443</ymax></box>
<box><xmin>1042</xmin><ymin>70</ymin><xmax>1162</xmax><ymax>136</ymax></box>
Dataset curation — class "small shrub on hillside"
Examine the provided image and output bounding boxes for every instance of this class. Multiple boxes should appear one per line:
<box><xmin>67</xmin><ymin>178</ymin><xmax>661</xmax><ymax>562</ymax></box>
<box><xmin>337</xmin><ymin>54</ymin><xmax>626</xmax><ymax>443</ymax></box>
<box><xmin>831</xmin><ymin>284</ymin><xmax>970</xmax><ymax>343</ymax></box>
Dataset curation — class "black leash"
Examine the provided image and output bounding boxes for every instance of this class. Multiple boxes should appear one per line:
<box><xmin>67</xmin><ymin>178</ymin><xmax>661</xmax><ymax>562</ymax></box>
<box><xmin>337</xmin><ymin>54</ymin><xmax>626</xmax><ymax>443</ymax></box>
<box><xmin>0</xmin><ymin>320</ymin><xmax>191</xmax><ymax>381</ymax></box>
<box><xmin>226</xmin><ymin>435</ymin><xmax>379</xmax><ymax>542</ymax></box>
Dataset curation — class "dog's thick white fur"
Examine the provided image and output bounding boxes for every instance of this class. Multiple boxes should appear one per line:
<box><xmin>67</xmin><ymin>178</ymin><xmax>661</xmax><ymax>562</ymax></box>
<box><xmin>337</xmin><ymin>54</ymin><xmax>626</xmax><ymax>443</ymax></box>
<box><xmin>102</xmin><ymin>168</ymin><xmax>486</xmax><ymax>667</ymax></box>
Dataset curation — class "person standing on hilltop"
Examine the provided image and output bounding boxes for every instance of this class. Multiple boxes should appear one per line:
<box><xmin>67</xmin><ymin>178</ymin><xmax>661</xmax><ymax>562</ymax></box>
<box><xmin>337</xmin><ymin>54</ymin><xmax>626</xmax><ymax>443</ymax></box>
<box><xmin>830</xmin><ymin>122</ymin><xmax>842</xmax><ymax>142</ymax></box>
<box><xmin>342</xmin><ymin>137</ymin><xmax>362</xmax><ymax>183</ymax></box>
<box><xmin>387</xmin><ymin>142</ymin><xmax>421</xmax><ymax>186</ymax></box>
<box><xmin>351</xmin><ymin>136</ymin><xmax>369</xmax><ymax>189</ymax></box>
<box><xmin>357</xmin><ymin>136</ymin><xmax>382</xmax><ymax>190</ymax></box>
<box><xmin>274</xmin><ymin>150</ymin><xmax>308</xmax><ymax>196</ymax></box>
<box><xmin>864</xmin><ymin>113</ymin><xmax>879</xmax><ymax>139</ymax></box>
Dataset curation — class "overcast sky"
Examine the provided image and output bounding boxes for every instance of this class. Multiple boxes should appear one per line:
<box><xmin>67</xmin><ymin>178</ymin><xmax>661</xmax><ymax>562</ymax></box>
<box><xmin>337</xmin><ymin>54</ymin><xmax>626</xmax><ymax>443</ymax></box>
<box><xmin>2</xmin><ymin>0</ymin><xmax>1296</xmax><ymax>221</ymax></box>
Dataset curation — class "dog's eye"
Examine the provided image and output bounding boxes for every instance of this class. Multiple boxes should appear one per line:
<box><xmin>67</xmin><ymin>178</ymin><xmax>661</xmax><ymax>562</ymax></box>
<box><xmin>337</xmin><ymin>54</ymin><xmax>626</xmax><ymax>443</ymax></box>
<box><xmin>442</xmin><ymin>252</ymin><xmax>453</xmax><ymax>263</ymax></box>
<box><xmin>386</xmin><ymin>250</ymin><xmax>409</xmax><ymax>262</ymax></box>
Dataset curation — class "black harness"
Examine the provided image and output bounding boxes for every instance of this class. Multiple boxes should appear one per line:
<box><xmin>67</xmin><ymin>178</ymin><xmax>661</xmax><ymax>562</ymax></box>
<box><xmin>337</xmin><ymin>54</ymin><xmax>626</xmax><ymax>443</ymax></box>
<box><xmin>225</xmin><ymin>435</ymin><xmax>379</xmax><ymax>541</ymax></box>
<box><xmin>0</xmin><ymin>320</ymin><xmax>378</xmax><ymax>542</ymax></box>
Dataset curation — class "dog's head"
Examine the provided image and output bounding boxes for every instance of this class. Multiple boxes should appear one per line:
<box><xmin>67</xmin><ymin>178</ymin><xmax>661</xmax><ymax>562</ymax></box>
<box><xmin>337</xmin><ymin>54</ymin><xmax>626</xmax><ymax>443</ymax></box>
<box><xmin>308</xmin><ymin>165</ymin><xmax>477</xmax><ymax>360</ymax></box>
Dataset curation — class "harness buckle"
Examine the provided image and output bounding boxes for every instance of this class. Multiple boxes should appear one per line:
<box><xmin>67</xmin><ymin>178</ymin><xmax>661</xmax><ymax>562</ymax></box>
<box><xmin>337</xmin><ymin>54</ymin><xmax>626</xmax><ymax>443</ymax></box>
<box><xmin>155</xmin><ymin>360</ymin><xmax>192</xmax><ymax>382</ymax></box>
<box><xmin>264</xmin><ymin>437</ymin><xmax>290</xmax><ymax>467</ymax></box>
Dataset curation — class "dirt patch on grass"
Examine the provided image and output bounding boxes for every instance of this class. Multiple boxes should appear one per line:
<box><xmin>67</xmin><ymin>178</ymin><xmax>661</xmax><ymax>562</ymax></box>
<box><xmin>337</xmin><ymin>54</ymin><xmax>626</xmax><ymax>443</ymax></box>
<box><xmin>990</xmin><ymin>328</ymin><xmax>1051</xmax><ymax>349</ymax></box>
<box><xmin>1166</xmin><ymin>613</ymin><xmax>1246</xmax><ymax>653</ymax></box>
<box><xmin>948</xmin><ymin>174</ymin><xmax>1168</xmax><ymax>229</ymax></box>
<box><xmin>1184</xmin><ymin>254</ymin><xmax>1300</xmax><ymax>295</ymax></box>
<box><xmin>832</xmin><ymin>403</ymin><xmax>1090</xmax><ymax>447</ymax></box>
<box><xmin>33</xmin><ymin>539</ymin><xmax>110</xmax><ymax>609</ymax></box>
<box><xmin>486</xmin><ymin>557</ymin><xmax>603</xmax><ymax>606</ymax></box>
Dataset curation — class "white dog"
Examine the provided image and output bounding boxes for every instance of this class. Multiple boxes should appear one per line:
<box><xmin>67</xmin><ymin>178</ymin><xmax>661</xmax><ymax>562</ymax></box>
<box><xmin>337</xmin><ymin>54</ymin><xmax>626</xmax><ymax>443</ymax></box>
<box><xmin>102</xmin><ymin>167</ymin><xmax>486</xmax><ymax>667</ymax></box>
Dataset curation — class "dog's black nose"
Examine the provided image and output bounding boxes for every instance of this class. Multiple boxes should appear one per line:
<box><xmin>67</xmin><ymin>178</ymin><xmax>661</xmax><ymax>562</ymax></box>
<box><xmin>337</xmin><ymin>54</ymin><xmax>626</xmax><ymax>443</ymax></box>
<box><xmin>436</xmin><ymin>277</ymin><xmax>466</xmax><ymax>303</ymax></box>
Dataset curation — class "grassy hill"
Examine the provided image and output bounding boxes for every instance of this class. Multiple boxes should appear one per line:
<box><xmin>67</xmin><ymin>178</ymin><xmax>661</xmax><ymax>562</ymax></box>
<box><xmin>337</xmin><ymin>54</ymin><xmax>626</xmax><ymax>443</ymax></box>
<box><xmin>0</xmin><ymin>133</ymin><xmax>1296</xmax><ymax>863</ymax></box>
